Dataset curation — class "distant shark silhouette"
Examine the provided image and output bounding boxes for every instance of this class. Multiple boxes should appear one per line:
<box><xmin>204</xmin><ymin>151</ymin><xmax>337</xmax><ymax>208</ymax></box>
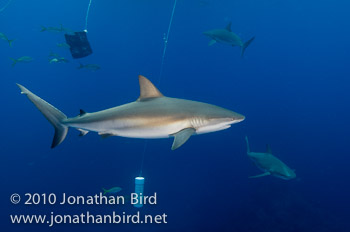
<box><xmin>245</xmin><ymin>136</ymin><xmax>296</xmax><ymax>180</ymax></box>
<box><xmin>203</xmin><ymin>22</ymin><xmax>255</xmax><ymax>57</ymax></box>
<box><xmin>17</xmin><ymin>75</ymin><xmax>245</xmax><ymax>150</ymax></box>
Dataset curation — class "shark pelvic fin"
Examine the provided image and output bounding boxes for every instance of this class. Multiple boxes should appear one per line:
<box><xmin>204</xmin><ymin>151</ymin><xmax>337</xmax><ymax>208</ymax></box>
<box><xmin>208</xmin><ymin>40</ymin><xmax>216</xmax><ymax>46</ymax></box>
<box><xmin>98</xmin><ymin>132</ymin><xmax>114</xmax><ymax>139</ymax></box>
<box><xmin>137</xmin><ymin>75</ymin><xmax>164</xmax><ymax>101</ymax></box>
<box><xmin>249</xmin><ymin>172</ymin><xmax>271</xmax><ymax>178</ymax></box>
<box><xmin>77</xmin><ymin>129</ymin><xmax>89</xmax><ymax>136</ymax></box>
<box><xmin>171</xmin><ymin>128</ymin><xmax>196</xmax><ymax>150</ymax></box>
<box><xmin>225</xmin><ymin>22</ymin><xmax>232</xmax><ymax>32</ymax></box>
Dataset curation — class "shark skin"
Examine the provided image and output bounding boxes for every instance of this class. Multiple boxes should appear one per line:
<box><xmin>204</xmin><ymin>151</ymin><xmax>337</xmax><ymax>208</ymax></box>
<box><xmin>245</xmin><ymin>136</ymin><xmax>296</xmax><ymax>180</ymax></box>
<box><xmin>203</xmin><ymin>22</ymin><xmax>255</xmax><ymax>57</ymax></box>
<box><xmin>16</xmin><ymin>75</ymin><xmax>245</xmax><ymax>150</ymax></box>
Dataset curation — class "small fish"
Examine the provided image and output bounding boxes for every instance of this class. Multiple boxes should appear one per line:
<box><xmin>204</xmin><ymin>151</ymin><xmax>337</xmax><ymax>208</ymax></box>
<box><xmin>40</xmin><ymin>24</ymin><xmax>72</xmax><ymax>33</ymax></box>
<box><xmin>49</xmin><ymin>57</ymin><xmax>69</xmax><ymax>64</ymax></box>
<box><xmin>56</xmin><ymin>43</ymin><xmax>70</xmax><ymax>49</ymax></box>
<box><xmin>10</xmin><ymin>56</ymin><xmax>33</xmax><ymax>67</ymax></box>
<box><xmin>102</xmin><ymin>187</ymin><xmax>122</xmax><ymax>195</ymax></box>
<box><xmin>48</xmin><ymin>51</ymin><xmax>60</xmax><ymax>58</ymax></box>
<box><xmin>77</xmin><ymin>63</ymin><xmax>101</xmax><ymax>71</ymax></box>
<box><xmin>0</xmin><ymin>32</ymin><xmax>14</xmax><ymax>47</ymax></box>
<box><xmin>40</xmin><ymin>26</ymin><xmax>62</xmax><ymax>33</ymax></box>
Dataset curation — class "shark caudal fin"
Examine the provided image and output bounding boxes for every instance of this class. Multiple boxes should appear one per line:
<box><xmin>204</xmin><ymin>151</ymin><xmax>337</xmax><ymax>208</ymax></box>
<box><xmin>77</xmin><ymin>63</ymin><xmax>84</xmax><ymax>69</ymax></box>
<box><xmin>16</xmin><ymin>84</ymin><xmax>68</xmax><ymax>148</ymax></box>
<box><xmin>10</xmin><ymin>58</ymin><xmax>17</xmax><ymax>67</ymax></box>
<box><xmin>8</xmin><ymin>39</ymin><xmax>14</xmax><ymax>47</ymax></box>
<box><xmin>245</xmin><ymin>136</ymin><xmax>250</xmax><ymax>153</ymax></box>
<box><xmin>241</xmin><ymin>36</ymin><xmax>255</xmax><ymax>58</ymax></box>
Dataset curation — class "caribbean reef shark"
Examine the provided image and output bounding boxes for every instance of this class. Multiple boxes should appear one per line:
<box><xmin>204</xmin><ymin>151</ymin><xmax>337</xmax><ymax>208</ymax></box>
<box><xmin>203</xmin><ymin>22</ymin><xmax>255</xmax><ymax>57</ymax></box>
<box><xmin>17</xmin><ymin>76</ymin><xmax>245</xmax><ymax>150</ymax></box>
<box><xmin>245</xmin><ymin>136</ymin><xmax>296</xmax><ymax>180</ymax></box>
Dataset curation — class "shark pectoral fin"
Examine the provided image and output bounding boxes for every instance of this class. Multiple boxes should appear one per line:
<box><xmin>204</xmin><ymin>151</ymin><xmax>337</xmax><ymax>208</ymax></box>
<box><xmin>98</xmin><ymin>132</ymin><xmax>114</xmax><ymax>139</ymax></box>
<box><xmin>77</xmin><ymin>129</ymin><xmax>89</xmax><ymax>137</ymax></box>
<box><xmin>208</xmin><ymin>40</ymin><xmax>216</xmax><ymax>46</ymax></box>
<box><xmin>249</xmin><ymin>172</ymin><xmax>271</xmax><ymax>178</ymax></box>
<box><xmin>241</xmin><ymin>36</ymin><xmax>255</xmax><ymax>58</ymax></box>
<box><xmin>171</xmin><ymin>128</ymin><xmax>196</xmax><ymax>150</ymax></box>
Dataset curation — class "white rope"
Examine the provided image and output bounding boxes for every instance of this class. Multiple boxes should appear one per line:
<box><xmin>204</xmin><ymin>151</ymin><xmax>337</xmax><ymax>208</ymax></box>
<box><xmin>139</xmin><ymin>140</ymin><xmax>148</xmax><ymax>177</ymax></box>
<box><xmin>84</xmin><ymin>0</ymin><xmax>92</xmax><ymax>32</ymax></box>
<box><xmin>139</xmin><ymin>0</ymin><xmax>178</xmax><ymax>176</ymax></box>
<box><xmin>158</xmin><ymin>0</ymin><xmax>178</xmax><ymax>85</ymax></box>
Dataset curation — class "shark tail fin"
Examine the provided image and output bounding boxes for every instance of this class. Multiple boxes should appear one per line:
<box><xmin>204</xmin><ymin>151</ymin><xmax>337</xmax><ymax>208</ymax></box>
<box><xmin>10</xmin><ymin>58</ymin><xmax>17</xmax><ymax>67</ymax></box>
<box><xmin>241</xmin><ymin>36</ymin><xmax>255</xmax><ymax>58</ymax></box>
<box><xmin>245</xmin><ymin>136</ymin><xmax>250</xmax><ymax>153</ymax></box>
<box><xmin>102</xmin><ymin>188</ymin><xmax>108</xmax><ymax>195</ymax></box>
<box><xmin>77</xmin><ymin>63</ymin><xmax>84</xmax><ymax>69</ymax></box>
<box><xmin>8</xmin><ymin>39</ymin><xmax>14</xmax><ymax>47</ymax></box>
<box><xmin>40</xmin><ymin>26</ymin><xmax>46</xmax><ymax>32</ymax></box>
<box><xmin>16</xmin><ymin>84</ymin><xmax>68</xmax><ymax>148</ymax></box>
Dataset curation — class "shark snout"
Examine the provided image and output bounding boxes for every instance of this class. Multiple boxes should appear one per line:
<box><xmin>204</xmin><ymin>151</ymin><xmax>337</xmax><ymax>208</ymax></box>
<box><xmin>232</xmin><ymin>114</ymin><xmax>245</xmax><ymax>123</ymax></box>
<box><xmin>202</xmin><ymin>31</ymin><xmax>211</xmax><ymax>37</ymax></box>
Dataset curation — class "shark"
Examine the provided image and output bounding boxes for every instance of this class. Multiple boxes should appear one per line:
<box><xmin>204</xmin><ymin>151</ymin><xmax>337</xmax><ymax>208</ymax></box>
<box><xmin>16</xmin><ymin>75</ymin><xmax>245</xmax><ymax>150</ymax></box>
<box><xmin>245</xmin><ymin>136</ymin><xmax>296</xmax><ymax>180</ymax></box>
<box><xmin>203</xmin><ymin>22</ymin><xmax>255</xmax><ymax>57</ymax></box>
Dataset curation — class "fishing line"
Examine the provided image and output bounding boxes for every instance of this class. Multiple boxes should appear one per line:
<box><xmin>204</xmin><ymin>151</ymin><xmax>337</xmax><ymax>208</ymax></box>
<box><xmin>139</xmin><ymin>0</ymin><xmax>178</xmax><ymax>175</ymax></box>
<box><xmin>84</xmin><ymin>0</ymin><xmax>93</xmax><ymax>32</ymax></box>
<box><xmin>158</xmin><ymin>0</ymin><xmax>178</xmax><ymax>85</ymax></box>
<box><xmin>0</xmin><ymin>0</ymin><xmax>13</xmax><ymax>12</ymax></box>
<box><xmin>139</xmin><ymin>140</ymin><xmax>148</xmax><ymax>177</ymax></box>
<box><xmin>136</xmin><ymin>1</ymin><xmax>178</xmax><ymax>202</ymax></box>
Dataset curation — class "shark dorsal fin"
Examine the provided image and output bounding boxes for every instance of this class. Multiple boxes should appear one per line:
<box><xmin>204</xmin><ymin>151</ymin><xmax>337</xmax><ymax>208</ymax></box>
<box><xmin>138</xmin><ymin>75</ymin><xmax>164</xmax><ymax>101</ymax></box>
<box><xmin>79</xmin><ymin>109</ymin><xmax>86</xmax><ymax>116</ymax></box>
<box><xmin>266</xmin><ymin>144</ymin><xmax>272</xmax><ymax>154</ymax></box>
<box><xmin>225</xmin><ymin>22</ymin><xmax>232</xmax><ymax>32</ymax></box>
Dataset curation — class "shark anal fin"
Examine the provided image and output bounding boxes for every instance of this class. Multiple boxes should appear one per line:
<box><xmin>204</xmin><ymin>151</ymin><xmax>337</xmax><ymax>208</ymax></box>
<box><xmin>77</xmin><ymin>129</ymin><xmax>89</xmax><ymax>136</ymax></box>
<box><xmin>249</xmin><ymin>172</ymin><xmax>271</xmax><ymax>178</ymax></box>
<box><xmin>99</xmin><ymin>132</ymin><xmax>114</xmax><ymax>139</ymax></box>
<box><xmin>171</xmin><ymin>128</ymin><xmax>196</xmax><ymax>150</ymax></box>
<box><xmin>137</xmin><ymin>75</ymin><xmax>164</xmax><ymax>101</ymax></box>
<box><xmin>208</xmin><ymin>39</ymin><xmax>216</xmax><ymax>46</ymax></box>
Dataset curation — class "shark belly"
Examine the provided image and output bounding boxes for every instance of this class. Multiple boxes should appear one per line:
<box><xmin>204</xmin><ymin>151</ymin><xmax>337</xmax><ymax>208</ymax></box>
<box><xmin>66</xmin><ymin>117</ymin><xmax>191</xmax><ymax>139</ymax></box>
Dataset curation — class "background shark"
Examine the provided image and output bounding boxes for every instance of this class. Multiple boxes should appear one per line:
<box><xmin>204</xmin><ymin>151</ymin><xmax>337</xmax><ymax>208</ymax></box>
<box><xmin>203</xmin><ymin>22</ymin><xmax>255</xmax><ymax>57</ymax></box>
<box><xmin>245</xmin><ymin>136</ymin><xmax>296</xmax><ymax>180</ymax></box>
<box><xmin>17</xmin><ymin>75</ymin><xmax>244</xmax><ymax>150</ymax></box>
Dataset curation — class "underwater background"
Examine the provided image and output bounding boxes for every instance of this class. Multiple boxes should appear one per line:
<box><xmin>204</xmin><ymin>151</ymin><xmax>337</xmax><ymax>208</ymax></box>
<box><xmin>1</xmin><ymin>0</ymin><xmax>350</xmax><ymax>231</ymax></box>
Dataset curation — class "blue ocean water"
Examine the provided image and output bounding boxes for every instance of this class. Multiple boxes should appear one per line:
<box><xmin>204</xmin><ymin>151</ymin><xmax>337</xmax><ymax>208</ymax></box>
<box><xmin>1</xmin><ymin>0</ymin><xmax>350</xmax><ymax>231</ymax></box>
